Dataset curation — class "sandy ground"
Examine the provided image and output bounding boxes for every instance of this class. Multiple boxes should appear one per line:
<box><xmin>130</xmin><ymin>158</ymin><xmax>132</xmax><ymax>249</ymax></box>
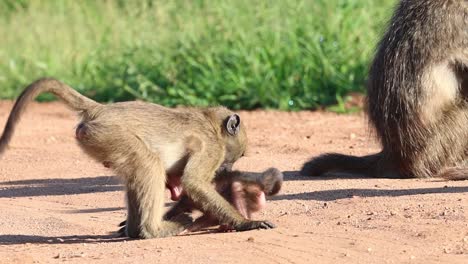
<box><xmin>0</xmin><ymin>101</ymin><xmax>466</xmax><ymax>264</ymax></box>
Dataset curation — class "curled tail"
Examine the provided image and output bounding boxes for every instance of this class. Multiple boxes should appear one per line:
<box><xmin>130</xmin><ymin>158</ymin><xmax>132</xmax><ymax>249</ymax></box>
<box><xmin>300</xmin><ymin>152</ymin><xmax>382</xmax><ymax>177</ymax></box>
<box><xmin>0</xmin><ymin>77</ymin><xmax>99</xmax><ymax>155</ymax></box>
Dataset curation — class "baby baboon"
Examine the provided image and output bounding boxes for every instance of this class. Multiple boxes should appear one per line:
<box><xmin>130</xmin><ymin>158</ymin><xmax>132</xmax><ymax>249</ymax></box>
<box><xmin>181</xmin><ymin>168</ymin><xmax>283</xmax><ymax>233</ymax></box>
<box><xmin>0</xmin><ymin>78</ymin><xmax>275</xmax><ymax>239</ymax></box>
<box><xmin>301</xmin><ymin>0</ymin><xmax>468</xmax><ymax>180</ymax></box>
<box><xmin>118</xmin><ymin>167</ymin><xmax>283</xmax><ymax>235</ymax></box>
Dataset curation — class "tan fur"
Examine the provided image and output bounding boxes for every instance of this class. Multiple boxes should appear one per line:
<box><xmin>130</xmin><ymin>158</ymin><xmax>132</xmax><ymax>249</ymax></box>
<box><xmin>0</xmin><ymin>78</ymin><xmax>275</xmax><ymax>238</ymax></box>
<box><xmin>301</xmin><ymin>0</ymin><xmax>468</xmax><ymax>180</ymax></box>
<box><xmin>421</xmin><ymin>62</ymin><xmax>459</xmax><ymax>123</ymax></box>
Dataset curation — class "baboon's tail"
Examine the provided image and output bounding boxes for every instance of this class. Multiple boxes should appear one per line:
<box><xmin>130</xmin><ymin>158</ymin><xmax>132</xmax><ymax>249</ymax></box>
<box><xmin>437</xmin><ymin>168</ymin><xmax>468</xmax><ymax>181</ymax></box>
<box><xmin>300</xmin><ymin>152</ymin><xmax>382</xmax><ymax>177</ymax></box>
<box><xmin>0</xmin><ymin>77</ymin><xmax>100</xmax><ymax>155</ymax></box>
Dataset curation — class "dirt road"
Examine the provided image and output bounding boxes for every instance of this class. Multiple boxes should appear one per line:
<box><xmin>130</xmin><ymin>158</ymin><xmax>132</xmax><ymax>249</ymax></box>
<box><xmin>0</xmin><ymin>102</ymin><xmax>466</xmax><ymax>264</ymax></box>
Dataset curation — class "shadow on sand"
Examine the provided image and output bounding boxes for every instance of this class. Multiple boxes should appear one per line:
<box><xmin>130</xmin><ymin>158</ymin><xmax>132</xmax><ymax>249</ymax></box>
<box><xmin>276</xmin><ymin>170</ymin><xmax>468</xmax><ymax>201</ymax></box>
<box><xmin>0</xmin><ymin>176</ymin><xmax>123</xmax><ymax>198</ymax></box>
<box><xmin>0</xmin><ymin>234</ymin><xmax>129</xmax><ymax>245</ymax></box>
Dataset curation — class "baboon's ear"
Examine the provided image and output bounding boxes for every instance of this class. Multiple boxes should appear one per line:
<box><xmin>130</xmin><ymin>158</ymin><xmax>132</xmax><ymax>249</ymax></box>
<box><xmin>225</xmin><ymin>114</ymin><xmax>241</xmax><ymax>136</ymax></box>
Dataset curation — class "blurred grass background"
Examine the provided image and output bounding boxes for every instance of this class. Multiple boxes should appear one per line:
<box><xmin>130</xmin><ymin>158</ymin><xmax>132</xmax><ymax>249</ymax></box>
<box><xmin>0</xmin><ymin>0</ymin><xmax>396</xmax><ymax>111</ymax></box>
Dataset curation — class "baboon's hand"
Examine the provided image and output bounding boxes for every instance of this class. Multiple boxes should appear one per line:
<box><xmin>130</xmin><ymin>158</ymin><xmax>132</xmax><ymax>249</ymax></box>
<box><xmin>117</xmin><ymin>226</ymin><xmax>127</xmax><ymax>237</ymax></box>
<box><xmin>116</xmin><ymin>220</ymin><xmax>127</xmax><ymax>237</ymax></box>
<box><xmin>114</xmin><ymin>220</ymin><xmax>126</xmax><ymax>237</ymax></box>
<box><xmin>234</xmin><ymin>220</ymin><xmax>276</xmax><ymax>231</ymax></box>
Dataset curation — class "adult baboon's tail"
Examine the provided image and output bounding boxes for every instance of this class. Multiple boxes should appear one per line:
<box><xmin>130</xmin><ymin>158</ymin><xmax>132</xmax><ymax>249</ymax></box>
<box><xmin>300</xmin><ymin>152</ymin><xmax>382</xmax><ymax>177</ymax></box>
<box><xmin>0</xmin><ymin>78</ymin><xmax>100</xmax><ymax>155</ymax></box>
<box><xmin>301</xmin><ymin>152</ymin><xmax>468</xmax><ymax>181</ymax></box>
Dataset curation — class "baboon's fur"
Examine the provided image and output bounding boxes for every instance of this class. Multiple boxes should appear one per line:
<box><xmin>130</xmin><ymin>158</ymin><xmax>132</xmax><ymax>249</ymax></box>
<box><xmin>301</xmin><ymin>0</ymin><xmax>468</xmax><ymax>180</ymax></box>
<box><xmin>0</xmin><ymin>78</ymin><xmax>275</xmax><ymax>238</ymax></box>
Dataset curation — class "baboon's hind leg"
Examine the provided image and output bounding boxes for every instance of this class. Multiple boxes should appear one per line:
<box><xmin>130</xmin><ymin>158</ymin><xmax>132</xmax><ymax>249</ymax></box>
<box><xmin>437</xmin><ymin>157</ymin><xmax>468</xmax><ymax>181</ymax></box>
<box><xmin>115</xmin><ymin>138</ymin><xmax>192</xmax><ymax>239</ymax></box>
<box><xmin>123</xmin><ymin>188</ymin><xmax>142</xmax><ymax>238</ymax></box>
<box><xmin>409</xmin><ymin>104</ymin><xmax>468</xmax><ymax>178</ymax></box>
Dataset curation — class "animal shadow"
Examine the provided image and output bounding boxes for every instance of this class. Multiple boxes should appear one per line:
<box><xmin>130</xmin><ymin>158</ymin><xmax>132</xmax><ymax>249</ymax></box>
<box><xmin>0</xmin><ymin>176</ymin><xmax>123</xmax><ymax>198</ymax></box>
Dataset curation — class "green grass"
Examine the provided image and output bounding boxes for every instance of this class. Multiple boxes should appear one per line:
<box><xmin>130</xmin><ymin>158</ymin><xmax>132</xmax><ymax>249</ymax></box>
<box><xmin>0</xmin><ymin>0</ymin><xmax>396</xmax><ymax>110</ymax></box>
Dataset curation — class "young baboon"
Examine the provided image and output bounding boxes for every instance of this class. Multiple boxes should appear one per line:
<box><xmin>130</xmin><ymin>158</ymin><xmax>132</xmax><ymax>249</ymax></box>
<box><xmin>301</xmin><ymin>0</ymin><xmax>468</xmax><ymax>180</ymax></box>
<box><xmin>0</xmin><ymin>78</ymin><xmax>275</xmax><ymax>239</ymax></box>
<box><xmin>118</xmin><ymin>167</ymin><xmax>283</xmax><ymax>235</ymax></box>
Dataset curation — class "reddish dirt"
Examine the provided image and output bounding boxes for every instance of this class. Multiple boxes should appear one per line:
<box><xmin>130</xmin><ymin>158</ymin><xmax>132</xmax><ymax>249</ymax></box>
<box><xmin>0</xmin><ymin>101</ymin><xmax>466</xmax><ymax>264</ymax></box>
